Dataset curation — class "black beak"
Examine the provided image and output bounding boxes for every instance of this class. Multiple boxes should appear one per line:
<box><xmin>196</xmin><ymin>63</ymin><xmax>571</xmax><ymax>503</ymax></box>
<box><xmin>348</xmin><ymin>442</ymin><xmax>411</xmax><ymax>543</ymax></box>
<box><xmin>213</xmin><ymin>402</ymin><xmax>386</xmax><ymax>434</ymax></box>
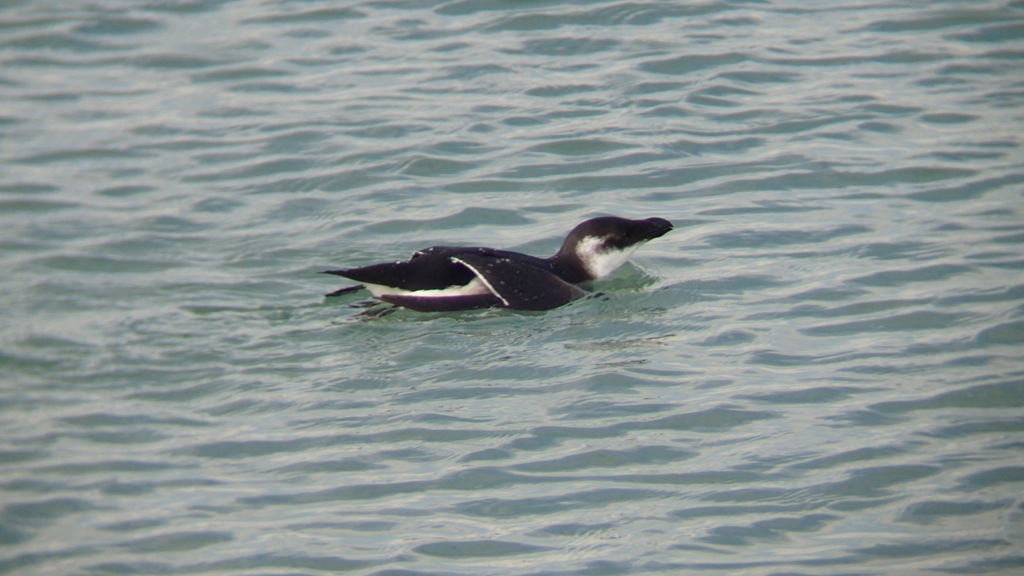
<box><xmin>634</xmin><ymin>217</ymin><xmax>673</xmax><ymax>242</ymax></box>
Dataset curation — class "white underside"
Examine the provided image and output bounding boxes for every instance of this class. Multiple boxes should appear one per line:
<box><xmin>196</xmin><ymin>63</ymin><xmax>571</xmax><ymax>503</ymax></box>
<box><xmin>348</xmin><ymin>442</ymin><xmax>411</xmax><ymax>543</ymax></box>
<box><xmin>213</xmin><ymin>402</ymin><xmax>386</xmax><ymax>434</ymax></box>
<box><xmin>364</xmin><ymin>277</ymin><xmax>493</xmax><ymax>299</ymax></box>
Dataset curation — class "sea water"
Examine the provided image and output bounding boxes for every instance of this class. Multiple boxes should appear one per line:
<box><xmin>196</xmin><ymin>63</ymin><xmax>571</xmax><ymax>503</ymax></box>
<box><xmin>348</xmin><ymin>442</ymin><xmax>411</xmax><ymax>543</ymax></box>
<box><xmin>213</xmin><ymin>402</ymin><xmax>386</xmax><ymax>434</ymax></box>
<box><xmin>2</xmin><ymin>1</ymin><xmax>1023</xmax><ymax>575</ymax></box>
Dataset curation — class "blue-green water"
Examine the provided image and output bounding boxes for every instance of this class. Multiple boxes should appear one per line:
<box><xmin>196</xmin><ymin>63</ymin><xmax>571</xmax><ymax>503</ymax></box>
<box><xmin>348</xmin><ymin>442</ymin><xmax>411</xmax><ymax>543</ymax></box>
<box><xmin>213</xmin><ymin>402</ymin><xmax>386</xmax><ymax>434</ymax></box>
<box><xmin>2</xmin><ymin>1</ymin><xmax>1024</xmax><ymax>574</ymax></box>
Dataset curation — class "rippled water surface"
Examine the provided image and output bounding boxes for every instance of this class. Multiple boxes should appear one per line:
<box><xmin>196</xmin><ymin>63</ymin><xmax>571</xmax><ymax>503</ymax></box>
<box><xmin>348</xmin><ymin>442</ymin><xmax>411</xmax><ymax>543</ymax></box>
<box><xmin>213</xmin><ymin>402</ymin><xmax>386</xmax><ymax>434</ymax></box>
<box><xmin>3</xmin><ymin>1</ymin><xmax>1024</xmax><ymax>574</ymax></box>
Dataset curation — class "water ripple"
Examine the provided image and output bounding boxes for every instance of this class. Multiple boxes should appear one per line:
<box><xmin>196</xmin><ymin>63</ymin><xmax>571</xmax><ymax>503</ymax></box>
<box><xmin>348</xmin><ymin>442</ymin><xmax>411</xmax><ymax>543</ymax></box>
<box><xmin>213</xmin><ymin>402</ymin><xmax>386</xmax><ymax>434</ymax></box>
<box><xmin>2</xmin><ymin>0</ymin><xmax>1024</xmax><ymax>574</ymax></box>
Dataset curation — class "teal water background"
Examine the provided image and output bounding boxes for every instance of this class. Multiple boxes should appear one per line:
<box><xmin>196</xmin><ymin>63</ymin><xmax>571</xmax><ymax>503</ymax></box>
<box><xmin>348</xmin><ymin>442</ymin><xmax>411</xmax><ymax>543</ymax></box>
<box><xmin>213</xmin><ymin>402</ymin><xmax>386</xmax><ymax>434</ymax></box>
<box><xmin>3</xmin><ymin>1</ymin><xmax>1024</xmax><ymax>574</ymax></box>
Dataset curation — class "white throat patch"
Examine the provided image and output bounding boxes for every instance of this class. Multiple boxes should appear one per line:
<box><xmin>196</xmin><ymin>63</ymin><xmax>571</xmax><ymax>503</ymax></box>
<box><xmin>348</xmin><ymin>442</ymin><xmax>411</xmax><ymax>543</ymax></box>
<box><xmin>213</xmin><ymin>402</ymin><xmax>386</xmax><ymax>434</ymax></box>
<box><xmin>576</xmin><ymin>236</ymin><xmax>642</xmax><ymax>279</ymax></box>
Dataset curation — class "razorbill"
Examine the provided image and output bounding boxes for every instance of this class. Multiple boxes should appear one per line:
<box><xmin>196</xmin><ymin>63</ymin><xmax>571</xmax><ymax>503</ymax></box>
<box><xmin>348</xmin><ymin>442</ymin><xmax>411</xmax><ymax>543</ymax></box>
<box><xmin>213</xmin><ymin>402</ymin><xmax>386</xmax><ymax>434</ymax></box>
<box><xmin>323</xmin><ymin>216</ymin><xmax>672</xmax><ymax>312</ymax></box>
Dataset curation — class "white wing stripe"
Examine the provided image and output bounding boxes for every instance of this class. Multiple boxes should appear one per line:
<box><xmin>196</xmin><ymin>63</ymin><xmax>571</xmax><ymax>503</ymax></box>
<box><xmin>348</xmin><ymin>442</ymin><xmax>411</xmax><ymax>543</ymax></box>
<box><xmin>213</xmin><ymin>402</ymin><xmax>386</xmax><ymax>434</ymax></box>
<box><xmin>451</xmin><ymin>257</ymin><xmax>510</xmax><ymax>307</ymax></box>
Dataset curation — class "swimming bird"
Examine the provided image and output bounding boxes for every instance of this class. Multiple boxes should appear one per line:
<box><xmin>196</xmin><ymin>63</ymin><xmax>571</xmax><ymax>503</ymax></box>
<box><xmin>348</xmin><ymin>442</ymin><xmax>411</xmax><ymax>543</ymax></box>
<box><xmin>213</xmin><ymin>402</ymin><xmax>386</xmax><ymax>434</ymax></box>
<box><xmin>323</xmin><ymin>216</ymin><xmax>672</xmax><ymax>312</ymax></box>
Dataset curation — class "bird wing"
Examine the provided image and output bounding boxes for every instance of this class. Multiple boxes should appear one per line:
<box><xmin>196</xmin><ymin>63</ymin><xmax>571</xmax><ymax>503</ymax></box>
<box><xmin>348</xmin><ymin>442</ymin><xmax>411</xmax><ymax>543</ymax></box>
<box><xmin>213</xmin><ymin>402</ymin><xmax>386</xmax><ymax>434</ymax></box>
<box><xmin>452</xmin><ymin>254</ymin><xmax>586</xmax><ymax>311</ymax></box>
<box><xmin>322</xmin><ymin>247</ymin><xmax>475</xmax><ymax>292</ymax></box>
